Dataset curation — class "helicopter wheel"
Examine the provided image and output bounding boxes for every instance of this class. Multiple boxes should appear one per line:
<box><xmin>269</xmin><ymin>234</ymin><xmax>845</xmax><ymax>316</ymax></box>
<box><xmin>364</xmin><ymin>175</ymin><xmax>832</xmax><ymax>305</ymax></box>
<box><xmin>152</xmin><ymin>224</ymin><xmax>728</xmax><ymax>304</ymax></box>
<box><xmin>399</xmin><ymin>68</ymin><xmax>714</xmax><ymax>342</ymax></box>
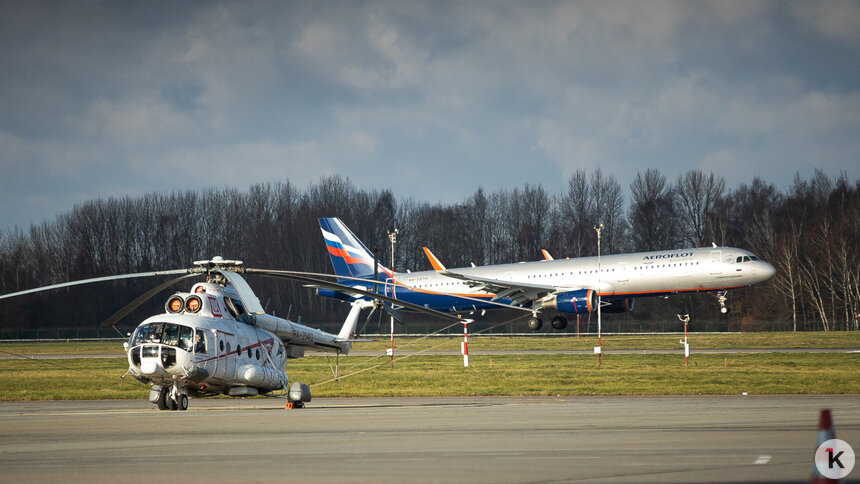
<box><xmin>156</xmin><ymin>387</ymin><xmax>170</xmax><ymax>410</ymax></box>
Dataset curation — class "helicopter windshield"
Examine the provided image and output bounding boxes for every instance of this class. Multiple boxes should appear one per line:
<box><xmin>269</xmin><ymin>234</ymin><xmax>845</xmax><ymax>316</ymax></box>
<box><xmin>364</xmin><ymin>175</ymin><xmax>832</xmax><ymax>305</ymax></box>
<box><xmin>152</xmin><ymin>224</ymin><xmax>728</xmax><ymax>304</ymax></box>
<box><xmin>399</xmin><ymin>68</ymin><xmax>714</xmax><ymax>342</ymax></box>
<box><xmin>132</xmin><ymin>323</ymin><xmax>196</xmax><ymax>352</ymax></box>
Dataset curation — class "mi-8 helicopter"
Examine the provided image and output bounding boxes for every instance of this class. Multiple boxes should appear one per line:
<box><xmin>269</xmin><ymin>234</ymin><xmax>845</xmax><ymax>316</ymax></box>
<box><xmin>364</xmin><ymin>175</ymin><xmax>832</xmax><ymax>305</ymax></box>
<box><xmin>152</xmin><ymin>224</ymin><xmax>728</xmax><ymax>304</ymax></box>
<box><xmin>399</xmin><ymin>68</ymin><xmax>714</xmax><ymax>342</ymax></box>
<box><xmin>0</xmin><ymin>256</ymin><xmax>467</xmax><ymax>410</ymax></box>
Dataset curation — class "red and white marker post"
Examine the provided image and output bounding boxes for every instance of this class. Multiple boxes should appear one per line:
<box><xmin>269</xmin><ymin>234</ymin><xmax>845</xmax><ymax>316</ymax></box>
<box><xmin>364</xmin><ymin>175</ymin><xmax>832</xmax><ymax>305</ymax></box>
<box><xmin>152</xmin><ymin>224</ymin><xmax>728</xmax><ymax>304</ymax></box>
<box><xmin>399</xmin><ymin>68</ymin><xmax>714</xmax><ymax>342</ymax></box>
<box><xmin>678</xmin><ymin>314</ymin><xmax>690</xmax><ymax>367</ymax></box>
<box><xmin>461</xmin><ymin>321</ymin><xmax>469</xmax><ymax>367</ymax></box>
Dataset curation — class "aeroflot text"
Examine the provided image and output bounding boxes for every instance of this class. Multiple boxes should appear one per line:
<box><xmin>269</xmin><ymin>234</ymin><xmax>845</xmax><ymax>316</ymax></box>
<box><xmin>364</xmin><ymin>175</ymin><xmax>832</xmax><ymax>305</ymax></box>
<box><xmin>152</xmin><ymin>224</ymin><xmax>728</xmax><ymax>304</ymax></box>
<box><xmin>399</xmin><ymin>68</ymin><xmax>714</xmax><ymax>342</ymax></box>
<box><xmin>642</xmin><ymin>252</ymin><xmax>695</xmax><ymax>260</ymax></box>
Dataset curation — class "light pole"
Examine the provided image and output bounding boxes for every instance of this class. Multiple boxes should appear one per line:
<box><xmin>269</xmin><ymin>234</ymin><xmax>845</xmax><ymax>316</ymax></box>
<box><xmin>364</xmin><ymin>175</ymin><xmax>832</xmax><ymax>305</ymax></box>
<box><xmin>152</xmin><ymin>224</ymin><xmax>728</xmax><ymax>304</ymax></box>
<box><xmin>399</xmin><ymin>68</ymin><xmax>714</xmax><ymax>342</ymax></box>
<box><xmin>388</xmin><ymin>223</ymin><xmax>398</xmax><ymax>368</ymax></box>
<box><xmin>594</xmin><ymin>222</ymin><xmax>603</xmax><ymax>367</ymax></box>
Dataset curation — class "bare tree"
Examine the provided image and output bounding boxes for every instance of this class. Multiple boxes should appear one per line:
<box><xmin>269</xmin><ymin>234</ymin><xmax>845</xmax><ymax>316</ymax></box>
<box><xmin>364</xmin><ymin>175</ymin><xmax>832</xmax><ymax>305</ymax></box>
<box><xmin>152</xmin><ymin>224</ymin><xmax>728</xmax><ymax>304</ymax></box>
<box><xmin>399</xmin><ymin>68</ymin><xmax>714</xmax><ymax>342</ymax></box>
<box><xmin>674</xmin><ymin>170</ymin><xmax>726</xmax><ymax>247</ymax></box>
<box><xmin>628</xmin><ymin>169</ymin><xmax>677</xmax><ymax>251</ymax></box>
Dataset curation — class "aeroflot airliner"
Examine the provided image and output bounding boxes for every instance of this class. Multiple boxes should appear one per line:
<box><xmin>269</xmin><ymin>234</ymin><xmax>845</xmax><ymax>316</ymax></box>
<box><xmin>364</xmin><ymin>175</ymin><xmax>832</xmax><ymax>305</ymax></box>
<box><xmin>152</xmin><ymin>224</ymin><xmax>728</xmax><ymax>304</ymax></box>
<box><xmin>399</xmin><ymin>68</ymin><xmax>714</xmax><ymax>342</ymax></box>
<box><xmin>317</xmin><ymin>218</ymin><xmax>776</xmax><ymax>330</ymax></box>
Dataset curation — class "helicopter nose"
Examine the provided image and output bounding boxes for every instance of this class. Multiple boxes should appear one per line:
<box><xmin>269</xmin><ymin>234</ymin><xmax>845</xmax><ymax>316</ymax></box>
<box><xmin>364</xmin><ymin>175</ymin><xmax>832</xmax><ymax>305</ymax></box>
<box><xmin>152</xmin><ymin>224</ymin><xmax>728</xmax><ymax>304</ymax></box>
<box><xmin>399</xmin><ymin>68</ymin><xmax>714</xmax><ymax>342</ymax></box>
<box><xmin>140</xmin><ymin>359</ymin><xmax>160</xmax><ymax>375</ymax></box>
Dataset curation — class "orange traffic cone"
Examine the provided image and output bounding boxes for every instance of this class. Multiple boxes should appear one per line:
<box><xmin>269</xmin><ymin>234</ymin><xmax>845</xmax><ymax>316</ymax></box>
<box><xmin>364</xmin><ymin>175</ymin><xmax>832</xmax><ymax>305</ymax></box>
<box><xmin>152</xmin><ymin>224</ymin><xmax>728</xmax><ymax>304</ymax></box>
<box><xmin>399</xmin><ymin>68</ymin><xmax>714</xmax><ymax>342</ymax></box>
<box><xmin>810</xmin><ymin>409</ymin><xmax>838</xmax><ymax>483</ymax></box>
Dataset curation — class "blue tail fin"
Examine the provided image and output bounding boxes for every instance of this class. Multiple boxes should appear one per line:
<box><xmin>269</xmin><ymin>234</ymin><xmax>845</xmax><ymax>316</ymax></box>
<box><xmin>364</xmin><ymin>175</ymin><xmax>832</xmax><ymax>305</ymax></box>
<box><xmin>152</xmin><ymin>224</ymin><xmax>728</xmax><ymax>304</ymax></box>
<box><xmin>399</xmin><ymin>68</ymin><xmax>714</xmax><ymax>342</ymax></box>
<box><xmin>318</xmin><ymin>217</ymin><xmax>390</xmax><ymax>282</ymax></box>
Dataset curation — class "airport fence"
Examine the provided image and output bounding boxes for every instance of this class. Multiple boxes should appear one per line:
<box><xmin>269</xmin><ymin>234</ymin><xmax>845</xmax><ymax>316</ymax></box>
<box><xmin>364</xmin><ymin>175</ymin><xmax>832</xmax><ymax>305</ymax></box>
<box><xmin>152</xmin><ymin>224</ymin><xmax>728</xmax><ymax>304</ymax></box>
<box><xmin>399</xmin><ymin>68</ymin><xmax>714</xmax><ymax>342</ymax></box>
<box><xmin>0</xmin><ymin>319</ymin><xmax>837</xmax><ymax>341</ymax></box>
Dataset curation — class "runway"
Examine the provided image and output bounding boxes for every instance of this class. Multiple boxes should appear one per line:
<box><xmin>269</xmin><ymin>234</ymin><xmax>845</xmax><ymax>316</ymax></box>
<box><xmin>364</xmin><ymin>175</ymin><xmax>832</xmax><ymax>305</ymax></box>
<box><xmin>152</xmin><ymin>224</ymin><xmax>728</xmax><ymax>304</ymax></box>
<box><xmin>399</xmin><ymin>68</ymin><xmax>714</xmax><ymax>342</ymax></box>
<box><xmin>1</xmin><ymin>395</ymin><xmax>857</xmax><ymax>483</ymax></box>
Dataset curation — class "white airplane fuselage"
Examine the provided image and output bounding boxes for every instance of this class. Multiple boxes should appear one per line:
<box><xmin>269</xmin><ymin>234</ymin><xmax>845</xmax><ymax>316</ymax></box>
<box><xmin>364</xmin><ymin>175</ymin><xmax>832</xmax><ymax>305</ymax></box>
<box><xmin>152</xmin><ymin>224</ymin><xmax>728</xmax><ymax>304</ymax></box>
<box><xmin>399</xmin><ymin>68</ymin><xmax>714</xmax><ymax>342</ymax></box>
<box><xmin>368</xmin><ymin>247</ymin><xmax>775</xmax><ymax>313</ymax></box>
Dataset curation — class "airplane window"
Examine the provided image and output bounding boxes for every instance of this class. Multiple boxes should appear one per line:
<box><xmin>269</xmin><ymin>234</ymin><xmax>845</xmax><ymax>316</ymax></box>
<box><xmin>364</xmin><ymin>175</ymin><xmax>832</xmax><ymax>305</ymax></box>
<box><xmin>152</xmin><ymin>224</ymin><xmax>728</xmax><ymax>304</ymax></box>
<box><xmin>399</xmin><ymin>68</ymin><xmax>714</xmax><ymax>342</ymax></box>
<box><xmin>247</xmin><ymin>347</ymin><xmax>252</xmax><ymax>358</ymax></box>
<box><xmin>256</xmin><ymin>349</ymin><xmax>261</xmax><ymax>360</ymax></box>
<box><xmin>220</xmin><ymin>340</ymin><xmax>224</xmax><ymax>352</ymax></box>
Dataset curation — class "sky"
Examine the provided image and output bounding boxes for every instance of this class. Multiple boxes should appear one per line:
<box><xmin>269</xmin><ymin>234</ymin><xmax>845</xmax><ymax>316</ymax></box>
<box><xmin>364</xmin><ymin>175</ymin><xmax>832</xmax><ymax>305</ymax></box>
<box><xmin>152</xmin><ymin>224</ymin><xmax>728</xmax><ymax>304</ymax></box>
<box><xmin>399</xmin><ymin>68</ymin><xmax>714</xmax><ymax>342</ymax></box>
<box><xmin>2</xmin><ymin>0</ymin><xmax>859</xmax><ymax>231</ymax></box>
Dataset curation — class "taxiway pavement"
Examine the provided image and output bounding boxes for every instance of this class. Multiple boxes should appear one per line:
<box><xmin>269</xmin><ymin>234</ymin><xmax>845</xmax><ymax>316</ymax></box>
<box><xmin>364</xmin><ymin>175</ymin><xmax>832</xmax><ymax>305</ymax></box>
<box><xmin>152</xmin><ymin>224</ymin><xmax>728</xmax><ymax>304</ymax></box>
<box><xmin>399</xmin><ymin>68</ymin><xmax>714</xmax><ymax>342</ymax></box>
<box><xmin>1</xmin><ymin>395</ymin><xmax>857</xmax><ymax>483</ymax></box>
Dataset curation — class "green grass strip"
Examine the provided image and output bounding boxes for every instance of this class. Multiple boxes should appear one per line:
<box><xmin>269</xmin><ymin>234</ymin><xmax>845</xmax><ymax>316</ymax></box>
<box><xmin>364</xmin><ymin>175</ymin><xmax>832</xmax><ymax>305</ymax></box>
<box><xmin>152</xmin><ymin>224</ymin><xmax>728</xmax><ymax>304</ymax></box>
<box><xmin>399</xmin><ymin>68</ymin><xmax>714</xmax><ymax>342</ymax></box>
<box><xmin>0</xmin><ymin>352</ymin><xmax>856</xmax><ymax>401</ymax></box>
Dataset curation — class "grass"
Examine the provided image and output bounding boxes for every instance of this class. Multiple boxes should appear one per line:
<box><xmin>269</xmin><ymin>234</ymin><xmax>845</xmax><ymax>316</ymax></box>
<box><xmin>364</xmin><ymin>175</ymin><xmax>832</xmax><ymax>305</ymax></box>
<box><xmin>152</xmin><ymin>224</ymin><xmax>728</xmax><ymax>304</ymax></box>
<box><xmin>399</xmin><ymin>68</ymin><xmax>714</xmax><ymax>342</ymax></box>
<box><xmin>348</xmin><ymin>331</ymin><xmax>860</xmax><ymax>352</ymax></box>
<box><xmin>0</xmin><ymin>352</ymin><xmax>857</xmax><ymax>401</ymax></box>
<box><xmin>2</xmin><ymin>331</ymin><xmax>859</xmax><ymax>356</ymax></box>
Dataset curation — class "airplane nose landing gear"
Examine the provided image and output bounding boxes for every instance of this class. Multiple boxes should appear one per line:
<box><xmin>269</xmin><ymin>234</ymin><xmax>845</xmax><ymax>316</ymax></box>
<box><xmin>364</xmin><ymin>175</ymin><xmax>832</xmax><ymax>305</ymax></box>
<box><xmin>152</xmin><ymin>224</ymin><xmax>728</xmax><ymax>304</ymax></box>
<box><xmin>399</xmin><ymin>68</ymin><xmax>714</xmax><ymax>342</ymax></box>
<box><xmin>716</xmin><ymin>291</ymin><xmax>729</xmax><ymax>314</ymax></box>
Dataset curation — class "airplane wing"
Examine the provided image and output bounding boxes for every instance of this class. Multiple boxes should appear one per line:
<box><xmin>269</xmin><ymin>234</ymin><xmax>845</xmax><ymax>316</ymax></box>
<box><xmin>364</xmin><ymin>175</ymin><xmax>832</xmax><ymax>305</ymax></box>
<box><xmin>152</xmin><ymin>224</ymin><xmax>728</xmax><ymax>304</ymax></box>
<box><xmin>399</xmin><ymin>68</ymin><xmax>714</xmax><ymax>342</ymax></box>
<box><xmin>438</xmin><ymin>270</ymin><xmax>562</xmax><ymax>308</ymax></box>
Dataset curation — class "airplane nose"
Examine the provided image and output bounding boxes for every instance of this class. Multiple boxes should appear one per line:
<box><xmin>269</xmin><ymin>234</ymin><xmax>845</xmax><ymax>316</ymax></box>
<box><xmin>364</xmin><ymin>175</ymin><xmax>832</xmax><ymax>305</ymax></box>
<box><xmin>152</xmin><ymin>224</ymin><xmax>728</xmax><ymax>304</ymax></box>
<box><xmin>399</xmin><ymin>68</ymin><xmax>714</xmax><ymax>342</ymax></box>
<box><xmin>760</xmin><ymin>262</ymin><xmax>776</xmax><ymax>281</ymax></box>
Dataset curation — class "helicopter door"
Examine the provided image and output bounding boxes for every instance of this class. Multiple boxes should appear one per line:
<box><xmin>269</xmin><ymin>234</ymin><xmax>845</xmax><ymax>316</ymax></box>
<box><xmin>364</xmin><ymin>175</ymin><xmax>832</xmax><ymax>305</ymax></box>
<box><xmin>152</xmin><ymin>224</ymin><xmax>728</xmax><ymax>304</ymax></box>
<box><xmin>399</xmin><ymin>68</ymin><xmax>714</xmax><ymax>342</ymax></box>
<box><xmin>214</xmin><ymin>331</ymin><xmax>235</xmax><ymax>380</ymax></box>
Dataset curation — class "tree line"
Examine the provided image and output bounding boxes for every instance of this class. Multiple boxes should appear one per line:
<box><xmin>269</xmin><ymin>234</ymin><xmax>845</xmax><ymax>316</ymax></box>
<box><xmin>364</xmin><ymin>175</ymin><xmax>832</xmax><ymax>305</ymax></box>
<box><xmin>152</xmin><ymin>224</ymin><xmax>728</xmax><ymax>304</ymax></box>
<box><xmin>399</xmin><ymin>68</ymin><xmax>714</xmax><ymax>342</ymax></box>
<box><xmin>1</xmin><ymin>168</ymin><xmax>858</xmax><ymax>334</ymax></box>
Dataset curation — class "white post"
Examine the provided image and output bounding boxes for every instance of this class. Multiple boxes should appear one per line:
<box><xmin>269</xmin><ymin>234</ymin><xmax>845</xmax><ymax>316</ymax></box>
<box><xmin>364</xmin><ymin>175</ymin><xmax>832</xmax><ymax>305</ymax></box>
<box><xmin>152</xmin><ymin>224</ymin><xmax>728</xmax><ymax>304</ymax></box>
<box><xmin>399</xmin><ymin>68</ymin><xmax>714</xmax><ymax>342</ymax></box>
<box><xmin>594</xmin><ymin>223</ymin><xmax>603</xmax><ymax>366</ymax></box>
<box><xmin>678</xmin><ymin>314</ymin><xmax>690</xmax><ymax>367</ymax></box>
<box><xmin>388</xmin><ymin>223</ymin><xmax>398</xmax><ymax>368</ymax></box>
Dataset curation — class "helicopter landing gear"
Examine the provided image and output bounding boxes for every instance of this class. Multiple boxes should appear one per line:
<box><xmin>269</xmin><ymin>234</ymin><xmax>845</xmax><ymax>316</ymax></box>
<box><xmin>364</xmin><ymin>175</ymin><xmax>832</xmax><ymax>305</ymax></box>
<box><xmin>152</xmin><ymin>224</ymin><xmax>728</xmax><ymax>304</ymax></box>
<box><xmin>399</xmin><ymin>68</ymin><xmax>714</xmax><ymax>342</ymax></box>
<box><xmin>152</xmin><ymin>385</ymin><xmax>188</xmax><ymax>411</ymax></box>
<box><xmin>716</xmin><ymin>291</ymin><xmax>729</xmax><ymax>314</ymax></box>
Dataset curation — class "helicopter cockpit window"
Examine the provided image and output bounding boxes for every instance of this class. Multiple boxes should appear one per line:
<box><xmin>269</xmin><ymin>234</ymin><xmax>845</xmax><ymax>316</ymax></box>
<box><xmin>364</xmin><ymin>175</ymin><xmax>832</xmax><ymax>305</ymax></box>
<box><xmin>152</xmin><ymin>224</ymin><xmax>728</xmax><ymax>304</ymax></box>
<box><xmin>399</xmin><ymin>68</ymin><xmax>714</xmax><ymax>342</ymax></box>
<box><xmin>162</xmin><ymin>324</ymin><xmax>180</xmax><ymax>346</ymax></box>
<box><xmin>178</xmin><ymin>326</ymin><xmax>193</xmax><ymax>351</ymax></box>
<box><xmin>193</xmin><ymin>331</ymin><xmax>207</xmax><ymax>354</ymax></box>
<box><xmin>131</xmin><ymin>322</ymin><xmax>196</xmax><ymax>351</ymax></box>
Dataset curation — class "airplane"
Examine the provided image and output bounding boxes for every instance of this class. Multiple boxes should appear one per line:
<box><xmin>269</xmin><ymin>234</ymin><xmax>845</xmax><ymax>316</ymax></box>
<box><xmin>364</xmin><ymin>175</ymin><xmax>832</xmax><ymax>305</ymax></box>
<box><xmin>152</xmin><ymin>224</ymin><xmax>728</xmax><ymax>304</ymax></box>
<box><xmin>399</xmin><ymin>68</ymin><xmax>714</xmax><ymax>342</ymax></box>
<box><xmin>0</xmin><ymin>256</ymin><xmax>467</xmax><ymax>410</ymax></box>
<box><xmin>316</xmin><ymin>217</ymin><xmax>777</xmax><ymax>330</ymax></box>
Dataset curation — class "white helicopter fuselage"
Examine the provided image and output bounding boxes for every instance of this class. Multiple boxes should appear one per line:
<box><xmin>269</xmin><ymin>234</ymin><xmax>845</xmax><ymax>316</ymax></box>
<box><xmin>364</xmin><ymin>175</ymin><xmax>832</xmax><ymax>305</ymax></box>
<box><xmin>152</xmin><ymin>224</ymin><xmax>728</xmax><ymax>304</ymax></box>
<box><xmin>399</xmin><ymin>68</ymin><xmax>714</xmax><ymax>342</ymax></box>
<box><xmin>125</xmin><ymin>278</ymin><xmax>363</xmax><ymax>409</ymax></box>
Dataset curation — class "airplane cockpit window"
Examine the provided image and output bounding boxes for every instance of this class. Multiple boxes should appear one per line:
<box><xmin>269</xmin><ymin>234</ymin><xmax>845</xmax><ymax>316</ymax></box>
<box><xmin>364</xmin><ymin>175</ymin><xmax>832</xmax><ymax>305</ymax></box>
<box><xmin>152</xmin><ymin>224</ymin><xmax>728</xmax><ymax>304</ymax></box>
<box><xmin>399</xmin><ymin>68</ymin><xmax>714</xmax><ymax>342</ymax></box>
<box><xmin>735</xmin><ymin>255</ymin><xmax>758</xmax><ymax>263</ymax></box>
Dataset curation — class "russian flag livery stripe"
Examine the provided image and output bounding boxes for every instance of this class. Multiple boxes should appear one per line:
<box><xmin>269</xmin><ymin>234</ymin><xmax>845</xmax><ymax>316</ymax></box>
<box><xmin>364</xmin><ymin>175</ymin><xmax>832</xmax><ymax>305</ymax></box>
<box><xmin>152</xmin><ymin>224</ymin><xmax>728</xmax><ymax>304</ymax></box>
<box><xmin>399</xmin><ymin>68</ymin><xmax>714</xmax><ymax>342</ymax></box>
<box><xmin>319</xmin><ymin>217</ymin><xmax>387</xmax><ymax>281</ymax></box>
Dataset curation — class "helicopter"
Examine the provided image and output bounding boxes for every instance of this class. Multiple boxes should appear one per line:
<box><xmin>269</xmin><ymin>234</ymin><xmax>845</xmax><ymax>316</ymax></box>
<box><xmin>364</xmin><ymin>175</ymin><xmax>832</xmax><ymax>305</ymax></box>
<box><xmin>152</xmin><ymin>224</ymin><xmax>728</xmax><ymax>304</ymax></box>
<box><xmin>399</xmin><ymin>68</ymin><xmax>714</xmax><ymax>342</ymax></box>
<box><xmin>0</xmin><ymin>256</ymin><xmax>468</xmax><ymax>410</ymax></box>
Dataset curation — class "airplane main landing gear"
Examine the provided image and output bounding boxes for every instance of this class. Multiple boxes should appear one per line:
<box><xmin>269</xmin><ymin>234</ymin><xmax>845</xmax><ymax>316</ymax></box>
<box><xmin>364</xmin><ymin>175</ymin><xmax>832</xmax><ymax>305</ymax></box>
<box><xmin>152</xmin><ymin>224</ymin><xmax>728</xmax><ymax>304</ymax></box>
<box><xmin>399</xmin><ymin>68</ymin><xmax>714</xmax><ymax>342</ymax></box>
<box><xmin>526</xmin><ymin>316</ymin><xmax>543</xmax><ymax>331</ymax></box>
<box><xmin>716</xmin><ymin>291</ymin><xmax>729</xmax><ymax>314</ymax></box>
<box><xmin>551</xmin><ymin>316</ymin><xmax>568</xmax><ymax>330</ymax></box>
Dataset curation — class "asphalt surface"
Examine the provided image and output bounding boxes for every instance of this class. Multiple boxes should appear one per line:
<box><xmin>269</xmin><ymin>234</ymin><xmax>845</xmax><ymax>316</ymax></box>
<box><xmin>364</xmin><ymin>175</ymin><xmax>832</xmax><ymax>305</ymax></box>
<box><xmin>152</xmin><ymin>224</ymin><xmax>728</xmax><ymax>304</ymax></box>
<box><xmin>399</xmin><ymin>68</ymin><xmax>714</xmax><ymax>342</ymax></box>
<box><xmin>1</xmin><ymin>395</ymin><xmax>858</xmax><ymax>483</ymax></box>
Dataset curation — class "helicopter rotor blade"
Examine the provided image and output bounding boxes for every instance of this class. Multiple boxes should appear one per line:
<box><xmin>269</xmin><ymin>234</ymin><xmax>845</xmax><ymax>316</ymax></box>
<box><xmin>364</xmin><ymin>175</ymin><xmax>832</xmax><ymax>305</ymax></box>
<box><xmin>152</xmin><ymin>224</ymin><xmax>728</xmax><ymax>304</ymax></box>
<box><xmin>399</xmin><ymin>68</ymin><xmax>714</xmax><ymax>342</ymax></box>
<box><xmin>271</xmin><ymin>270</ymin><xmax>532</xmax><ymax>314</ymax></box>
<box><xmin>100</xmin><ymin>273</ymin><xmax>201</xmax><ymax>327</ymax></box>
<box><xmin>245</xmin><ymin>269</ymin><xmax>470</xmax><ymax>324</ymax></box>
<box><xmin>0</xmin><ymin>269</ymin><xmax>192</xmax><ymax>301</ymax></box>
<box><xmin>382</xmin><ymin>303</ymin><xmax>403</xmax><ymax>323</ymax></box>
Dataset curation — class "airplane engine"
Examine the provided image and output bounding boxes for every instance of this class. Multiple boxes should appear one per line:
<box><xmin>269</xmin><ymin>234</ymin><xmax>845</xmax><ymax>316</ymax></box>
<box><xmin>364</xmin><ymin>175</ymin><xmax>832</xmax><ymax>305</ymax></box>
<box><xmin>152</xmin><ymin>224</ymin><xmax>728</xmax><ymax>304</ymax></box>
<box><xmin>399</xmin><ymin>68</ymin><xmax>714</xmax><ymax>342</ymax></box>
<box><xmin>543</xmin><ymin>289</ymin><xmax>596</xmax><ymax>314</ymax></box>
<box><xmin>602</xmin><ymin>298</ymin><xmax>634</xmax><ymax>313</ymax></box>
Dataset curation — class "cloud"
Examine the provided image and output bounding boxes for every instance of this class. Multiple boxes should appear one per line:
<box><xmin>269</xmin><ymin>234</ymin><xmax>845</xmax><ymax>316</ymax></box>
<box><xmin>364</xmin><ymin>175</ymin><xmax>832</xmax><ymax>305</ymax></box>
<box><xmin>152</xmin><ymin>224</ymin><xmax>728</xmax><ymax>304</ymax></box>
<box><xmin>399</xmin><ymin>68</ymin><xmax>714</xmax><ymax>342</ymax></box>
<box><xmin>0</xmin><ymin>0</ymin><xmax>858</xmax><ymax>229</ymax></box>
<box><xmin>791</xmin><ymin>0</ymin><xmax>860</xmax><ymax>42</ymax></box>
